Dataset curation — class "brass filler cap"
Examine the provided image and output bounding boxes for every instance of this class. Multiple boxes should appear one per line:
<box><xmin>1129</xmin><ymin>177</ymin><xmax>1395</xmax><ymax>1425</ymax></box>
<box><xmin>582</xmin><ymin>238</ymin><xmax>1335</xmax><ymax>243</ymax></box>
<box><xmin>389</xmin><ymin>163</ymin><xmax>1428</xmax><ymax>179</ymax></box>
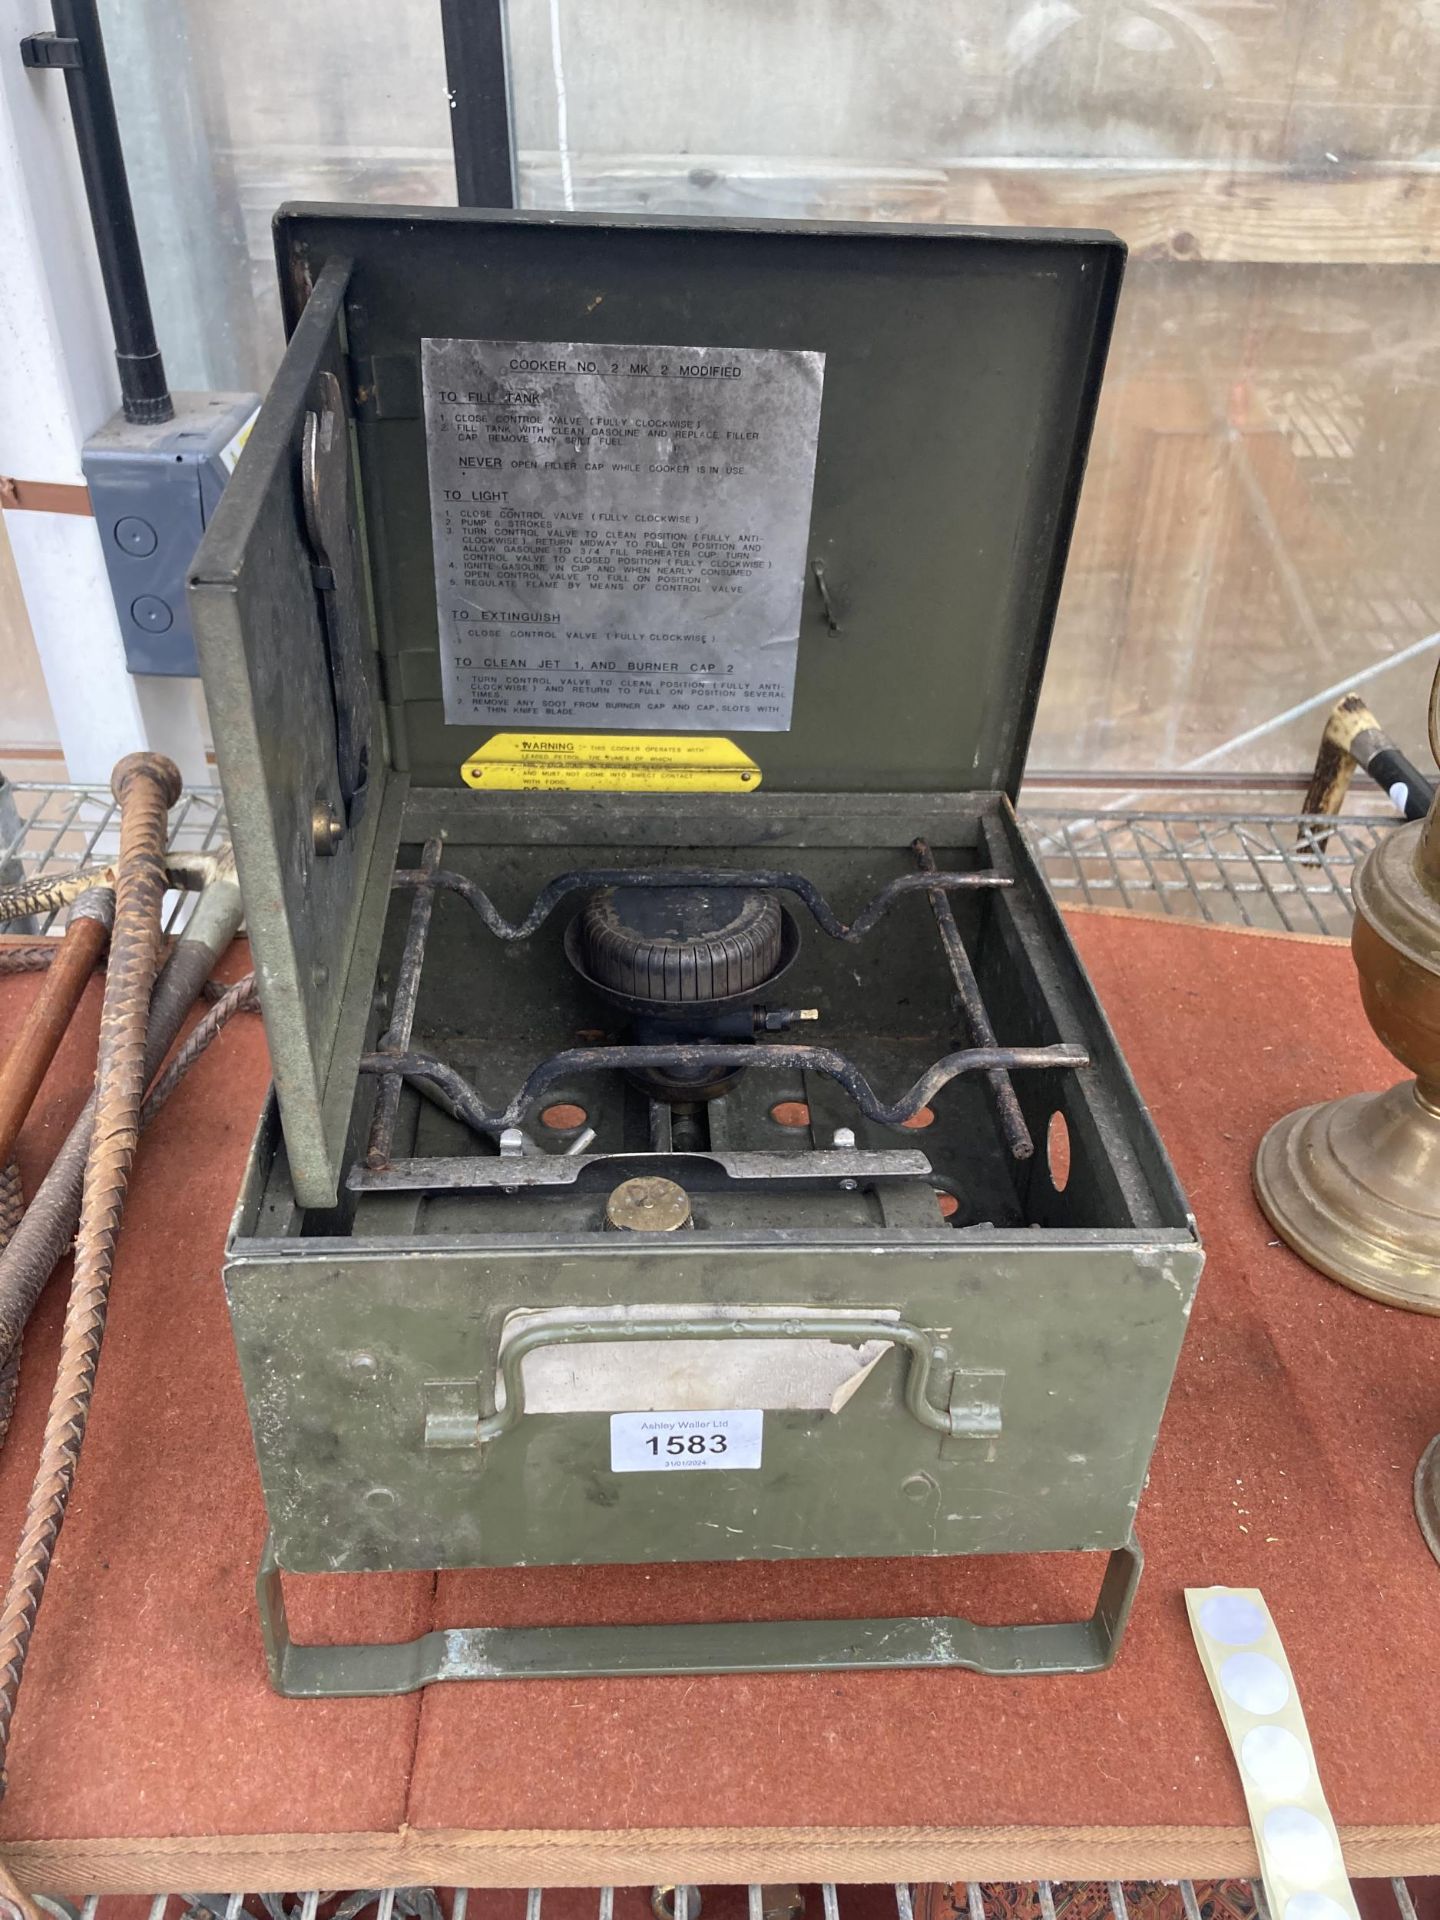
<box><xmin>605</xmin><ymin>1175</ymin><xmax>693</xmax><ymax>1232</ymax></box>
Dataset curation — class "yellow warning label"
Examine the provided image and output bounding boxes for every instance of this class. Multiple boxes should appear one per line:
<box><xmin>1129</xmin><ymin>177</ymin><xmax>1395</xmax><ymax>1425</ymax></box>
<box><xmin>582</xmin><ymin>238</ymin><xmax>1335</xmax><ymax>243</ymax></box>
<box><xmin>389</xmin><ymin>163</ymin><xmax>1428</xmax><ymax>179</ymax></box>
<box><xmin>461</xmin><ymin>732</ymin><xmax>762</xmax><ymax>794</ymax></box>
<box><xmin>217</xmin><ymin>405</ymin><xmax>260</xmax><ymax>474</ymax></box>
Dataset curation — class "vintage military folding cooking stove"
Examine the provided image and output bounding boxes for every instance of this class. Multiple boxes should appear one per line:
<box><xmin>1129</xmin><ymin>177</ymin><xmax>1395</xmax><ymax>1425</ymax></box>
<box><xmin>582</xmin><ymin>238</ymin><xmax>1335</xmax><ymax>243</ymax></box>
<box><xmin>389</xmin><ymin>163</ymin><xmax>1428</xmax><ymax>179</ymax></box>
<box><xmin>190</xmin><ymin>205</ymin><xmax>1202</xmax><ymax>1696</ymax></box>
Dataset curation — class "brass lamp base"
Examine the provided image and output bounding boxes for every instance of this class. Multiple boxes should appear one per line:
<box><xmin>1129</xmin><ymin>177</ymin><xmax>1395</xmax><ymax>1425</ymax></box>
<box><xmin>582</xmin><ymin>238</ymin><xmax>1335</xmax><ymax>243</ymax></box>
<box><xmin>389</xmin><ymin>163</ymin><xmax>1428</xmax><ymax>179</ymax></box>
<box><xmin>1254</xmin><ymin>1079</ymin><xmax>1440</xmax><ymax>1313</ymax></box>
<box><xmin>1417</xmin><ymin>1434</ymin><xmax>1440</xmax><ymax>1566</ymax></box>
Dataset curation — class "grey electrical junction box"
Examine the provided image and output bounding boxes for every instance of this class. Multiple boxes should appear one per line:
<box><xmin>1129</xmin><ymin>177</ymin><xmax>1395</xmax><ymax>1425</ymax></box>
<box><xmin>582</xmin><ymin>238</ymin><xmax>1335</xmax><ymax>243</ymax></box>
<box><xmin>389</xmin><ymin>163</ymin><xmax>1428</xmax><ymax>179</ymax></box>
<box><xmin>83</xmin><ymin>390</ymin><xmax>258</xmax><ymax>676</ymax></box>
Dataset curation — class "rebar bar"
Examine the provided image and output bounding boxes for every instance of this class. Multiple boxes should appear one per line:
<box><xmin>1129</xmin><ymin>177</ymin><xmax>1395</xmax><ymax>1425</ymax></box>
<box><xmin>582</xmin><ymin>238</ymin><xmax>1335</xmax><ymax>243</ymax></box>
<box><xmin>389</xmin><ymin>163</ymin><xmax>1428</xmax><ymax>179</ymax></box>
<box><xmin>0</xmin><ymin>852</ymin><xmax>223</xmax><ymax>930</ymax></box>
<box><xmin>0</xmin><ymin>1165</ymin><xmax>23</xmax><ymax>1447</ymax></box>
<box><xmin>0</xmin><ymin>752</ymin><xmax>180</xmax><ymax>1793</ymax></box>
<box><xmin>0</xmin><ymin>854</ymin><xmax>243</xmax><ymax>1377</ymax></box>
<box><xmin>0</xmin><ymin>898</ymin><xmax>248</xmax><ymax>1467</ymax></box>
<box><xmin>0</xmin><ymin>949</ymin><xmax>57</xmax><ymax>978</ymax></box>
<box><xmin>140</xmin><ymin>974</ymin><xmax>258</xmax><ymax>1124</ymax></box>
<box><xmin>0</xmin><ymin>889</ymin><xmax>112</xmax><ymax>1167</ymax></box>
<box><xmin>0</xmin><ymin>867</ymin><xmax>111</xmax><ymax>925</ymax></box>
<box><xmin>0</xmin><ymin>894</ymin><xmax>112</xmax><ymax>1451</ymax></box>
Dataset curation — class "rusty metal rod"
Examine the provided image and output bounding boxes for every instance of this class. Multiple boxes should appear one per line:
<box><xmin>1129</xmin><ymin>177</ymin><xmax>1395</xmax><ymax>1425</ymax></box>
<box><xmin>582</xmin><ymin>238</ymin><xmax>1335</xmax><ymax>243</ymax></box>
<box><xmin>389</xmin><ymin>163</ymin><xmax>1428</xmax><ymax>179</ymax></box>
<box><xmin>0</xmin><ymin>892</ymin><xmax>110</xmax><ymax>1451</ymax></box>
<box><xmin>365</xmin><ymin>838</ymin><xmax>442</xmax><ymax>1169</ymax></box>
<box><xmin>0</xmin><ymin>752</ymin><xmax>180</xmax><ymax>1793</ymax></box>
<box><xmin>912</xmin><ymin>839</ymin><xmax>1034</xmax><ymax>1160</ymax></box>
<box><xmin>0</xmin><ymin>890</ymin><xmax>112</xmax><ymax>1168</ymax></box>
<box><xmin>0</xmin><ymin>864</ymin><xmax>122</xmax><ymax>925</ymax></box>
<box><xmin>0</xmin><ymin>1165</ymin><xmax>23</xmax><ymax>1447</ymax></box>
<box><xmin>0</xmin><ymin>853</ymin><xmax>243</xmax><ymax>1377</ymax></box>
<box><xmin>0</xmin><ymin>852</ymin><xmax>225</xmax><ymax>929</ymax></box>
<box><xmin>0</xmin><ymin>949</ymin><xmax>57</xmax><ymax>978</ymax></box>
<box><xmin>362</xmin><ymin>1038</ymin><xmax>1089</xmax><ymax>1146</ymax></box>
<box><xmin>140</xmin><ymin>974</ymin><xmax>257</xmax><ymax>1124</ymax></box>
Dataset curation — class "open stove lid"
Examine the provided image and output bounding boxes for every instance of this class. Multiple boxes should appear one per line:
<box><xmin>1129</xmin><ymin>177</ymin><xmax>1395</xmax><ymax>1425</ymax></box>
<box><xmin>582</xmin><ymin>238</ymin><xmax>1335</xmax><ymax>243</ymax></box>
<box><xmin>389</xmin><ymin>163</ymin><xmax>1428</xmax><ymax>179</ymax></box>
<box><xmin>205</xmin><ymin>206</ymin><xmax>1123</xmax><ymax>802</ymax></box>
<box><xmin>189</xmin><ymin>207</ymin><xmax>1122</xmax><ymax>1206</ymax></box>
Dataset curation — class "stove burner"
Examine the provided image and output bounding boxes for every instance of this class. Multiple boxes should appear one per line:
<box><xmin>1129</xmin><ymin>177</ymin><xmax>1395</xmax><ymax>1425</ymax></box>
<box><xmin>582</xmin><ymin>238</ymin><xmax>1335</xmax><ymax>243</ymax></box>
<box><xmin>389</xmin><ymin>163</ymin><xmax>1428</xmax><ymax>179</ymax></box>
<box><xmin>360</xmin><ymin>847</ymin><xmax>1087</xmax><ymax>1176</ymax></box>
<box><xmin>579</xmin><ymin>886</ymin><xmax>784</xmax><ymax>1004</ymax></box>
<box><xmin>564</xmin><ymin>884</ymin><xmax>802</xmax><ymax>1101</ymax></box>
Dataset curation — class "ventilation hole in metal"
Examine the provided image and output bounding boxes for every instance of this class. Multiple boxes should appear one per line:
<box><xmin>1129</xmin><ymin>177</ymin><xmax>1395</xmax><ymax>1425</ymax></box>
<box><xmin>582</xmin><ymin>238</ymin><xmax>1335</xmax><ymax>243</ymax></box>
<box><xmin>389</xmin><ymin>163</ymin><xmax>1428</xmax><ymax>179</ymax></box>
<box><xmin>1047</xmin><ymin>1110</ymin><xmax>1071</xmax><ymax>1192</ymax></box>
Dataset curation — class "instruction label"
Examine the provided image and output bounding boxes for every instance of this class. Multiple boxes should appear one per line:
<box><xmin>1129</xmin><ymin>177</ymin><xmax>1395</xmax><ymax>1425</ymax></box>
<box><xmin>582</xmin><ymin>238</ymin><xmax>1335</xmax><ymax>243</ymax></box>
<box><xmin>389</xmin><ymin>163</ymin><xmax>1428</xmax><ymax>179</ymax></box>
<box><xmin>461</xmin><ymin>732</ymin><xmax>761</xmax><ymax>793</ymax></box>
<box><xmin>422</xmin><ymin>338</ymin><xmax>824</xmax><ymax>732</ymax></box>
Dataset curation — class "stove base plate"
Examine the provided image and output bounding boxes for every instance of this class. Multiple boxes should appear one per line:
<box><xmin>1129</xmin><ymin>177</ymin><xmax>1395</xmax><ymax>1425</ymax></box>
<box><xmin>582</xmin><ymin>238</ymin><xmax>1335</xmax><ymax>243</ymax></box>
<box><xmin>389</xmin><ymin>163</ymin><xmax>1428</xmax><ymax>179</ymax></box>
<box><xmin>256</xmin><ymin>1532</ymin><xmax>1142</xmax><ymax>1695</ymax></box>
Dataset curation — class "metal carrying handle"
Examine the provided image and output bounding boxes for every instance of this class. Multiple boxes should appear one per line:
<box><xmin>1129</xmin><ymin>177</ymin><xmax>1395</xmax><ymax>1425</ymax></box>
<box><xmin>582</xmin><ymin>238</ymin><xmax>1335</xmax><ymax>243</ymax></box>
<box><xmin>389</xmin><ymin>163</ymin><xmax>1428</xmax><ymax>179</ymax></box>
<box><xmin>476</xmin><ymin>1312</ymin><xmax>957</xmax><ymax>1445</ymax></box>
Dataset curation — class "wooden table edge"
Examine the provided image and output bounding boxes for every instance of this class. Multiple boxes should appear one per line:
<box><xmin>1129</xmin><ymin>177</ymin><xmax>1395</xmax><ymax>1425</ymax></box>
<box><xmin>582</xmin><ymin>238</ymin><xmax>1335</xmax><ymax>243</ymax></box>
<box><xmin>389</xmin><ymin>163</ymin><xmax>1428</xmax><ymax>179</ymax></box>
<box><xmin>8</xmin><ymin>1822</ymin><xmax>1440</xmax><ymax>1892</ymax></box>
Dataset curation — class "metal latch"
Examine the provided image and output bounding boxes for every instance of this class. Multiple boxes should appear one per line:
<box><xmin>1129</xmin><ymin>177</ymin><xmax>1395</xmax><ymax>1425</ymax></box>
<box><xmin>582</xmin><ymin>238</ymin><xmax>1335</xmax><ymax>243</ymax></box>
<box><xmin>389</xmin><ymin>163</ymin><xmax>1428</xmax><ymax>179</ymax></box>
<box><xmin>946</xmin><ymin>1366</ymin><xmax>1005</xmax><ymax>1438</ymax></box>
<box><xmin>300</xmin><ymin>369</ymin><xmax>372</xmax><ymax>854</ymax></box>
<box><xmin>423</xmin><ymin>1379</ymin><xmax>483</xmax><ymax>1450</ymax></box>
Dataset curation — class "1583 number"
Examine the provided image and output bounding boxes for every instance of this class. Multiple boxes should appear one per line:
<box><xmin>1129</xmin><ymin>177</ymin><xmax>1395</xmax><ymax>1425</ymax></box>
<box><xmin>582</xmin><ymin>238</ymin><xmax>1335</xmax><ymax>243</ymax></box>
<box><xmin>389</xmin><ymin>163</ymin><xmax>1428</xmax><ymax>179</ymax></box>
<box><xmin>646</xmin><ymin>1432</ymin><xmax>728</xmax><ymax>1457</ymax></box>
<box><xmin>610</xmin><ymin>1408</ymin><xmax>763</xmax><ymax>1472</ymax></box>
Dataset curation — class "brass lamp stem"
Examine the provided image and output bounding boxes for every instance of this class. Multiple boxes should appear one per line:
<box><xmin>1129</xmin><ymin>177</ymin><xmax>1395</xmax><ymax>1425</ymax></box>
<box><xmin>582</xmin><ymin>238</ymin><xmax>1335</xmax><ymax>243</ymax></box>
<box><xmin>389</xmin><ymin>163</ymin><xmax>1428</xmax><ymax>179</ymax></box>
<box><xmin>1254</xmin><ymin>651</ymin><xmax>1440</xmax><ymax>1564</ymax></box>
<box><xmin>1255</xmin><ymin>649</ymin><xmax>1440</xmax><ymax>1316</ymax></box>
<box><xmin>1420</xmin><ymin>658</ymin><xmax>1440</xmax><ymax>887</ymax></box>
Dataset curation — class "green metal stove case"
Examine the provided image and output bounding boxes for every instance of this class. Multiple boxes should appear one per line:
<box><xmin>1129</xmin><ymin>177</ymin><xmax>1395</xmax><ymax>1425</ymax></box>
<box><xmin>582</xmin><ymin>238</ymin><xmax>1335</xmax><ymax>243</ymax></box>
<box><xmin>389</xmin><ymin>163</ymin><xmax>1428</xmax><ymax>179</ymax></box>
<box><xmin>189</xmin><ymin>205</ymin><xmax>1202</xmax><ymax>1696</ymax></box>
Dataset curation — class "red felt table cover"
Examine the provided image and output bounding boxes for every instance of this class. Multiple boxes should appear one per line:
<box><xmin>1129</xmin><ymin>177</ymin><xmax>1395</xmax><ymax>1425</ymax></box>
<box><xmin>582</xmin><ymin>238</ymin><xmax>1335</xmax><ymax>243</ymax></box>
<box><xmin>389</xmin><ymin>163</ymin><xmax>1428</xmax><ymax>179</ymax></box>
<box><xmin>0</xmin><ymin>914</ymin><xmax>1435</xmax><ymax>1847</ymax></box>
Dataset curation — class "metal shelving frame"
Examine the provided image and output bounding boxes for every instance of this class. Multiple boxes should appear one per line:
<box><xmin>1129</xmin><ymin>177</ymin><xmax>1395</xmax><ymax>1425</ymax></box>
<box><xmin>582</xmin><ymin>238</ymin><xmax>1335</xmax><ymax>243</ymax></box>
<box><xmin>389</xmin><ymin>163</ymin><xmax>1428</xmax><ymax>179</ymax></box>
<box><xmin>22</xmin><ymin>1878</ymin><xmax>1424</xmax><ymax>1920</ymax></box>
<box><xmin>1022</xmin><ymin>808</ymin><xmax>1392</xmax><ymax>937</ymax></box>
<box><xmin>0</xmin><ymin>783</ymin><xmax>1392</xmax><ymax>937</ymax></box>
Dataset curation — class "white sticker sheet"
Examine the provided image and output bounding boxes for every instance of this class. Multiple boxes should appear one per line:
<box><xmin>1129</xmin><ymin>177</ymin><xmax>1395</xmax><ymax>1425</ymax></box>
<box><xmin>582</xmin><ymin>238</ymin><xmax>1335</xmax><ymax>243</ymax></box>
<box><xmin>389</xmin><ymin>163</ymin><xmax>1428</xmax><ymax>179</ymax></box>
<box><xmin>1186</xmin><ymin>1587</ymin><xmax>1360</xmax><ymax>1920</ymax></box>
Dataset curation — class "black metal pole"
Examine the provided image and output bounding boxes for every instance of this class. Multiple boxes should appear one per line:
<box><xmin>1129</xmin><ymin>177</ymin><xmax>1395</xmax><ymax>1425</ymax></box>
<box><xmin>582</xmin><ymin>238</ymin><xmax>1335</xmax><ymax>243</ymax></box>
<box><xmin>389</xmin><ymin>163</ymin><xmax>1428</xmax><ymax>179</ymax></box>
<box><xmin>440</xmin><ymin>0</ymin><xmax>517</xmax><ymax>209</ymax></box>
<box><xmin>21</xmin><ymin>0</ymin><xmax>173</xmax><ymax>423</ymax></box>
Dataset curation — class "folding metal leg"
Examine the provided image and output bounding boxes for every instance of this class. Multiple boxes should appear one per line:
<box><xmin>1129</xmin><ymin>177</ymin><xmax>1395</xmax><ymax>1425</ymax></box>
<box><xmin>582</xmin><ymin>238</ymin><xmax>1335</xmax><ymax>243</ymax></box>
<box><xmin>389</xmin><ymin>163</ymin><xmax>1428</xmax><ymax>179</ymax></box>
<box><xmin>256</xmin><ymin>1534</ymin><xmax>1143</xmax><ymax>1697</ymax></box>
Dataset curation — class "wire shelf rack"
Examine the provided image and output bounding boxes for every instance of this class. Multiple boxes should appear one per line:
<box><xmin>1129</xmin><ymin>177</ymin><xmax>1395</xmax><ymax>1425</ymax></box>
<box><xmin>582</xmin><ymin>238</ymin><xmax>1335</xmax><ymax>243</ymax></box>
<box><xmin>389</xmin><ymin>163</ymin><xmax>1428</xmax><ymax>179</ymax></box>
<box><xmin>0</xmin><ymin>783</ymin><xmax>1393</xmax><ymax>939</ymax></box>
<box><xmin>0</xmin><ymin>780</ymin><xmax>228</xmax><ymax>936</ymax></box>
<box><xmin>1021</xmin><ymin>809</ymin><xmax>1389</xmax><ymax>937</ymax></box>
<box><xmin>17</xmin><ymin>1878</ymin><xmax>1424</xmax><ymax>1920</ymax></box>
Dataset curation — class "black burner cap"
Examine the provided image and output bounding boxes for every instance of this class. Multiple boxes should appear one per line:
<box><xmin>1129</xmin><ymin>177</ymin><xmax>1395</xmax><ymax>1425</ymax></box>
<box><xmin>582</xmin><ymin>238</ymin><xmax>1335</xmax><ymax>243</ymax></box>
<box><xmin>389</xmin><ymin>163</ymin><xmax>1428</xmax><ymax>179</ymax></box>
<box><xmin>578</xmin><ymin>886</ymin><xmax>784</xmax><ymax>1004</ymax></box>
